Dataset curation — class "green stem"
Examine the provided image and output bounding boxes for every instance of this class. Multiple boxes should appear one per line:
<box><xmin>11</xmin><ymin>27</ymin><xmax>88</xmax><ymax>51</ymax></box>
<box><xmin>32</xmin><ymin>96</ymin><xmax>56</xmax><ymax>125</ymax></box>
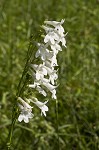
<box><xmin>55</xmin><ymin>99</ymin><xmax>60</xmax><ymax>150</ymax></box>
<box><xmin>6</xmin><ymin>38</ymin><xmax>33</xmax><ymax>150</ymax></box>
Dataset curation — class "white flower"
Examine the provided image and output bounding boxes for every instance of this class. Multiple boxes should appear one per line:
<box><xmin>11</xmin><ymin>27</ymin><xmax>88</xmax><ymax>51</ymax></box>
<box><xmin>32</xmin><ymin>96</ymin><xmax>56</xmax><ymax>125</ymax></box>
<box><xmin>49</xmin><ymin>55</ymin><xmax>58</xmax><ymax>67</ymax></box>
<box><xmin>58</xmin><ymin>33</ymin><xmax>67</xmax><ymax>47</ymax></box>
<box><xmin>61</xmin><ymin>36</ymin><xmax>66</xmax><ymax>47</ymax></box>
<box><xmin>29</xmin><ymin>81</ymin><xmax>40</xmax><ymax>88</ymax></box>
<box><xmin>31</xmin><ymin>64</ymin><xmax>47</xmax><ymax>80</ymax></box>
<box><xmin>44</xmin><ymin>31</ymin><xmax>59</xmax><ymax>45</ymax></box>
<box><xmin>29</xmin><ymin>82</ymin><xmax>47</xmax><ymax>97</ymax></box>
<box><xmin>31</xmin><ymin>63</ymin><xmax>58</xmax><ymax>84</ymax></box>
<box><xmin>36</xmin><ymin>85</ymin><xmax>47</xmax><ymax>96</ymax></box>
<box><xmin>43</xmin><ymin>60</ymin><xmax>54</xmax><ymax>70</ymax></box>
<box><xmin>44</xmin><ymin>19</ymin><xmax>67</xmax><ymax>47</ymax></box>
<box><xmin>44</xmin><ymin>19</ymin><xmax>65</xmax><ymax>28</ymax></box>
<box><xmin>52</xmin><ymin>89</ymin><xmax>57</xmax><ymax>99</ymax></box>
<box><xmin>50</xmin><ymin>43</ymin><xmax>62</xmax><ymax>54</ymax></box>
<box><xmin>43</xmin><ymin>65</ymin><xmax>58</xmax><ymax>84</ymax></box>
<box><xmin>44</xmin><ymin>19</ymin><xmax>65</xmax><ymax>36</ymax></box>
<box><xmin>29</xmin><ymin>98</ymin><xmax>48</xmax><ymax>116</ymax></box>
<box><xmin>35</xmin><ymin>43</ymin><xmax>53</xmax><ymax>61</ymax></box>
<box><xmin>49</xmin><ymin>71</ymin><xmax>58</xmax><ymax>85</ymax></box>
<box><xmin>41</xmin><ymin>80</ymin><xmax>57</xmax><ymax>99</ymax></box>
<box><xmin>18</xmin><ymin>97</ymin><xmax>33</xmax><ymax>123</ymax></box>
<box><xmin>42</xmin><ymin>25</ymin><xmax>54</xmax><ymax>33</ymax></box>
<box><xmin>29</xmin><ymin>76</ymin><xmax>57</xmax><ymax>98</ymax></box>
<box><xmin>42</xmin><ymin>81</ymin><xmax>57</xmax><ymax>91</ymax></box>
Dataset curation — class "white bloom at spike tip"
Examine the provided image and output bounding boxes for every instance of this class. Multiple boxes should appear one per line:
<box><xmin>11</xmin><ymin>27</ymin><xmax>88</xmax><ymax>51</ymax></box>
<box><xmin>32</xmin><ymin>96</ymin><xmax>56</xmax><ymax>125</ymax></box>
<box><xmin>42</xmin><ymin>25</ymin><xmax>54</xmax><ymax>33</ymax></box>
<box><xmin>44</xmin><ymin>19</ymin><xmax>65</xmax><ymax>35</ymax></box>
<box><xmin>18</xmin><ymin>97</ymin><xmax>33</xmax><ymax>123</ymax></box>
<box><xmin>29</xmin><ymin>97</ymin><xmax>48</xmax><ymax>116</ymax></box>
<box><xmin>44</xmin><ymin>19</ymin><xmax>67</xmax><ymax>47</ymax></box>
<box><xmin>44</xmin><ymin>19</ymin><xmax>65</xmax><ymax>27</ymax></box>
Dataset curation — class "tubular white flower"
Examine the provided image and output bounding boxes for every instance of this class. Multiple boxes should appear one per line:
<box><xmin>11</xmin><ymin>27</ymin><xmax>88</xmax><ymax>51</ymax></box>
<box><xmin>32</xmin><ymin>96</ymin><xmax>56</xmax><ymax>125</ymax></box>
<box><xmin>49</xmin><ymin>55</ymin><xmax>58</xmax><ymax>67</ymax></box>
<box><xmin>50</xmin><ymin>43</ymin><xmax>62</xmax><ymax>54</ymax></box>
<box><xmin>29</xmin><ymin>81</ymin><xmax>40</xmax><ymax>88</ymax></box>
<box><xmin>29</xmin><ymin>97</ymin><xmax>48</xmax><ymax>116</ymax></box>
<box><xmin>44</xmin><ymin>19</ymin><xmax>65</xmax><ymax>35</ymax></box>
<box><xmin>43</xmin><ymin>60</ymin><xmax>54</xmax><ymax>70</ymax></box>
<box><xmin>43</xmin><ymin>65</ymin><xmax>58</xmax><ymax>84</ymax></box>
<box><xmin>52</xmin><ymin>89</ymin><xmax>57</xmax><ymax>99</ymax></box>
<box><xmin>35</xmin><ymin>43</ymin><xmax>53</xmax><ymax>61</ymax></box>
<box><xmin>29</xmin><ymin>82</ymin><xmax>47</xmax><ymax>97</ymax></box>
<box><xmin>31</xmin><ymin>64</ymin><xmax>47</xmax><ymax>80</ymax></box>
<box><xmin>36</xmin><ymin>85</ymin><xmax>47</xmax><ymax>97</ymax></box>
<box><xmin>49</xmin><ymin>72</ymin><xmax>58</xmax><ymax>85</ymax></box>
<box><xmin>61</xmin><ymin>36</ymin><xmax>66</xmax><ymax>47</ymax></box>
<box><xmin>44</xmin><ymin>31</ymin><xmax>59</xmax><ymax>45</ymax></box>
<box><xmin>42</xmin><ymin>25</ymin><xmax>54</xmax><ymax>33</ymax></box>
<box><xmin>29</xmin><ymin>76</ymin><xmax>57</xmax><ymax>98</ymax></box>
<box><xmin>18</xmin><ymin>97</ymin><xmax>33</xmax><ymax>123</ymax></box>
<box><xmin>42</xmin><ymin>81</ymin><xmax>57</xmax><ymax>91</ymax></box>
<box><xmin>44</xmin><ymin>19</ymin><xmax>67</xmax><ymax>47</ymax></box>
<box><xmin>44</xmin><ymin>19</ymin><xmax>65</xmax><ymax>27</ymax></box>
<box><xmin>41</xmin><ymin>80</ymin><xmax>57</xmax><ymax>99</ymax></box>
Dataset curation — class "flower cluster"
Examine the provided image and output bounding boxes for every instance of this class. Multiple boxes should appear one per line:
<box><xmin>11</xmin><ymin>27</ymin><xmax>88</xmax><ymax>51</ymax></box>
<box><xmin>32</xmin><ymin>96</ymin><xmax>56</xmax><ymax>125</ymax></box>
<box><xmin>18</xmin><ymin>97</ymin><xmax>48</xmax><ymax>123</ymax></box>
<box><xmin>18</xmin><ymin>19</ymin><xmax>67</xmax><ymax>123</ymax></box>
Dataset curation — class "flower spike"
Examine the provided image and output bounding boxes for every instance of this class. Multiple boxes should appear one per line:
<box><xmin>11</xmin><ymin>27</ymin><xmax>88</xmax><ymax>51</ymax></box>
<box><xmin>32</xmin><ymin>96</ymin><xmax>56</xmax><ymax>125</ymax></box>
<box><xmin>18</xmin><ymin>19</ymin><xmax>67</xmax><ymax>123</ymax></box>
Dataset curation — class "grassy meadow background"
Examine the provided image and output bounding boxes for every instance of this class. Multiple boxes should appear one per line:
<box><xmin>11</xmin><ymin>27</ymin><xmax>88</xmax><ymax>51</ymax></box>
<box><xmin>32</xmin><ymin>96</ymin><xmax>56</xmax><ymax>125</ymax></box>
<box><xmin>0</xmin><ymin>0</ymin><xmax>99</xmax><ymax>149</ymax></box>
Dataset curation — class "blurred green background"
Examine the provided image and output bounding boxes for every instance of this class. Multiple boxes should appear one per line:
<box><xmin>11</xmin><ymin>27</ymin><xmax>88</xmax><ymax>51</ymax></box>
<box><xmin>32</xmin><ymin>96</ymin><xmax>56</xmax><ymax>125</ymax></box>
<box><xmin>0</xmin><ymin>0</ymin><xmax>99</xmax><ymax>149</ymax></box>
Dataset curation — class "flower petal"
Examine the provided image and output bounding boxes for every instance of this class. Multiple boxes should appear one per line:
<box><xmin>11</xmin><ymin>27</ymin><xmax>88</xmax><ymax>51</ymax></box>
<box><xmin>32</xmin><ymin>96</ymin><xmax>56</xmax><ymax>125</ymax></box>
<box><xmin>18</xmin><ymin>114</ymin><xmax>23</xmax><ymax>122</ymax></box>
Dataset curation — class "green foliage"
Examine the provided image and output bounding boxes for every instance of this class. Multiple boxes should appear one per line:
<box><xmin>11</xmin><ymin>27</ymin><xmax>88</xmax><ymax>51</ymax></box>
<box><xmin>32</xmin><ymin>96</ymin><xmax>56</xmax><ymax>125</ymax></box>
<box><xmin>0</xmin><ymin>0</ymin><xmax>99</xmax><ymax>149</ymax></box>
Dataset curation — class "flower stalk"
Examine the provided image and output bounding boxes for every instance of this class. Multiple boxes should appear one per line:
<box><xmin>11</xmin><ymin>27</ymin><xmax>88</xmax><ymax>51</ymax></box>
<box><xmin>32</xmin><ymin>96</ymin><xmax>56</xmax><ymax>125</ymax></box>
<box><xmin>7</xmin><ymin>19</ymin><xmax>67</xmax><ymax>149</ymax></box>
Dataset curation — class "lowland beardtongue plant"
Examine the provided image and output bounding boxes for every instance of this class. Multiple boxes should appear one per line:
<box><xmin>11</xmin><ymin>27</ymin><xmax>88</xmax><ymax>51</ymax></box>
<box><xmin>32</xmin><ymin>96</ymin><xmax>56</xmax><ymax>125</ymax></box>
<box><xmin>18</xmin><ymin>19</ymin><xmax>67</xmax><ymax>123</ymax></box>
